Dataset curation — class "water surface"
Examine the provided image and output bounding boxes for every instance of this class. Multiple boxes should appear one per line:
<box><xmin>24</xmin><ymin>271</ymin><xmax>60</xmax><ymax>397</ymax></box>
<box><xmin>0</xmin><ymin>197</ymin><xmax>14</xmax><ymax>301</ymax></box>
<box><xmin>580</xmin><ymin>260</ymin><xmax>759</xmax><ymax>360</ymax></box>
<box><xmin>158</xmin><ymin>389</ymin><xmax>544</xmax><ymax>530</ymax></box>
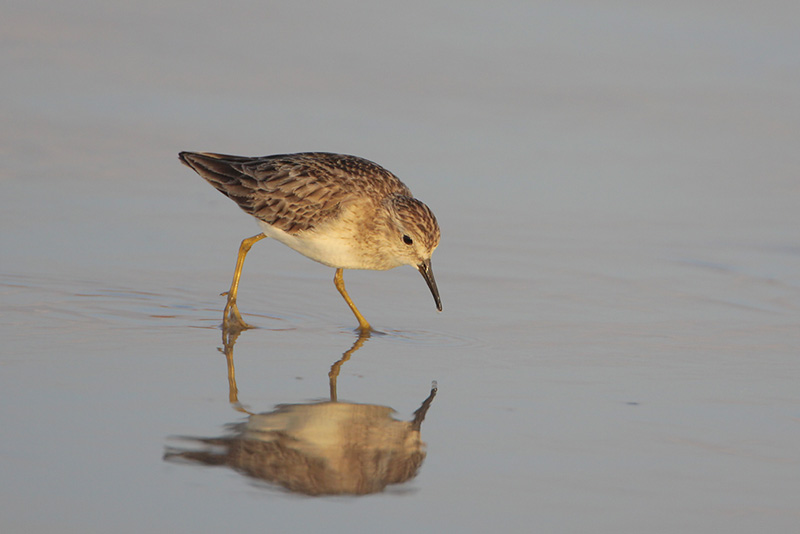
<box><xmin>2</xmin><ymin>1</ymin><xmax>799</xmax><ymax>533</ymax></box>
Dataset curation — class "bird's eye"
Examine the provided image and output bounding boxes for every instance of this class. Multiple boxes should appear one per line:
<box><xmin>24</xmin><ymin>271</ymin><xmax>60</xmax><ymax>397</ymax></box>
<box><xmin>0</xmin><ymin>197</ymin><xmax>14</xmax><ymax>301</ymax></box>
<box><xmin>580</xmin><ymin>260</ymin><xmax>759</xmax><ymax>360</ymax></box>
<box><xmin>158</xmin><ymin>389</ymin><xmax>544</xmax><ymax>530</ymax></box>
<box><xmin>402</xmin><ymin>234</ymin><xmax>413</xmax><ymax>245</ymax></box>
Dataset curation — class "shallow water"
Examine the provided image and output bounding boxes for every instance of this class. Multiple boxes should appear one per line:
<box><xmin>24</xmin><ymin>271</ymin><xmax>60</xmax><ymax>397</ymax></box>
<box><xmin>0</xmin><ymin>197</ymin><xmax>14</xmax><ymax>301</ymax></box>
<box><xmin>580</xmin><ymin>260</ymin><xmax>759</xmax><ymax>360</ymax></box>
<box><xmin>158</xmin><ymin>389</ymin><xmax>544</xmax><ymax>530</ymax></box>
<box><xmin>2</xmin><ymin>1</ymin><xmax>799</xmax><ymax>532</ymax></box>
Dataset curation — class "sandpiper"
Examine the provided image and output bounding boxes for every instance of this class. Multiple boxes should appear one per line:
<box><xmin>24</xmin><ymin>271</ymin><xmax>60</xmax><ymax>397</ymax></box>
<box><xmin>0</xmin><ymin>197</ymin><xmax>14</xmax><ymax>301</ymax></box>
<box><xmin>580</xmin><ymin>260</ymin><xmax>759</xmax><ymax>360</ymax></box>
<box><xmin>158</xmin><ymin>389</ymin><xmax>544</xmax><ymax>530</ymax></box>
<box><xmin>179</xmin><ymin>151</ymin><xmax>441</xmax><ymax>332</ymax></box>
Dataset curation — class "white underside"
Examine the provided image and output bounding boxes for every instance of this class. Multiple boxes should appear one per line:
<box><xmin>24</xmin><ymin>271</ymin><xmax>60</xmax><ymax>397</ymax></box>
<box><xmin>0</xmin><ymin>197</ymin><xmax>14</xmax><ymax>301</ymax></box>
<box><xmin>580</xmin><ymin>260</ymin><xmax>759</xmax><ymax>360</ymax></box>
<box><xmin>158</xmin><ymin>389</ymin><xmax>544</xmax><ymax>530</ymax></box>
<box><xmin>257</xmin><ymin>219</ymin><xmax>388</xmax><ymax>270</ymax></box>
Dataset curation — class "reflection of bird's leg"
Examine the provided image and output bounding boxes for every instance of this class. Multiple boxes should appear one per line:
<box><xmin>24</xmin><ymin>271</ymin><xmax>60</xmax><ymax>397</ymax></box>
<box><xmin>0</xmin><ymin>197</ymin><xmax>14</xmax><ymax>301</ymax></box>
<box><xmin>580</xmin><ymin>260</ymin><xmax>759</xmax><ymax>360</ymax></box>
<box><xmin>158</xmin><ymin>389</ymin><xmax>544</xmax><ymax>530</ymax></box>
<box><xmin>328</xmin><ymin>331</ymin><xmax>371</xmax><ymax>401</ymax></box>
<box><xmin>411</xmin><ymin>382</ymin><xmax>438</xmax><ymax>431</ymax></box>
<box><xmin>222</xmin><ymin>233</ymin><xmax>267</xmax><ymax>331</ymax></box>
<box><xmin>333</xmin><ymin>268</ymin><xmax>371</xmax><ymax>333</ymax></box>
<box><xmin>219</xmin><ymin>326</ymin><xmax>252</xmax><ymax>415</ymax></box>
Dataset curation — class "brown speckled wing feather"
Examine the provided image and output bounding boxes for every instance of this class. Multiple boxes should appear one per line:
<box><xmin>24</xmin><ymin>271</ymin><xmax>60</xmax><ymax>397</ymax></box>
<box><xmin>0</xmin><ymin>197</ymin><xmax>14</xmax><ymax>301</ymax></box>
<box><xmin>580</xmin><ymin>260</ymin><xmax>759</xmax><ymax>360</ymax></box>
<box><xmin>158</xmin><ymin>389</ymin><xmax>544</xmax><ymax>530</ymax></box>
<box><xmin>180</xmin><ymin>152</ymin><xmax>412</xmax><ymax>234</ymax></box>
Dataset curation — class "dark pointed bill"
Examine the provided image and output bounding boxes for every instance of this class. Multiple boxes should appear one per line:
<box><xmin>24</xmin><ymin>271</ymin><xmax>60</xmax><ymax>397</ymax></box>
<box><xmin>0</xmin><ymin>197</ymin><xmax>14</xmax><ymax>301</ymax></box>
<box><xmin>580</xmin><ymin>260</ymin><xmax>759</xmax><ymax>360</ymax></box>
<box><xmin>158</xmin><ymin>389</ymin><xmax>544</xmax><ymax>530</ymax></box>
<box><xmin>417</xmin><ymin>258</ymin><xmax>442</xmax><ymax>312</ymax></box>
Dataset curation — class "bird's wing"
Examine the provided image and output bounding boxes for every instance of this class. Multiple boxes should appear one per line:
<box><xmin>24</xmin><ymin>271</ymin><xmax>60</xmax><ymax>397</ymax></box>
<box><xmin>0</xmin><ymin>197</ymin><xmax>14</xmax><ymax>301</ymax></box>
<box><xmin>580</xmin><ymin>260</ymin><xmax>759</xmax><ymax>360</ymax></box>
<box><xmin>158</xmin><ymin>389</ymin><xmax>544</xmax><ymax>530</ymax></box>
<box><xmin>179</xmin><ymin>152</ymin><xmax>411</xmax><ymax>234</ymax></box>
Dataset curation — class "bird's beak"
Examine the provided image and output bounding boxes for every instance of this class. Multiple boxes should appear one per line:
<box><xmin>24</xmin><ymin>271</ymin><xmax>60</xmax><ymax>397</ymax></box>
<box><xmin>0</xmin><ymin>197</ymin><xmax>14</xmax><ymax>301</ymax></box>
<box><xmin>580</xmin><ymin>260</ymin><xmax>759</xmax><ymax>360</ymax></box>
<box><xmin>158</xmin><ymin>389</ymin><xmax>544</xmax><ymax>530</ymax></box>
<box><xmin>417</xmin><ymin>258</ymin><xmax>442</xmax><ymax>312</ymax></box>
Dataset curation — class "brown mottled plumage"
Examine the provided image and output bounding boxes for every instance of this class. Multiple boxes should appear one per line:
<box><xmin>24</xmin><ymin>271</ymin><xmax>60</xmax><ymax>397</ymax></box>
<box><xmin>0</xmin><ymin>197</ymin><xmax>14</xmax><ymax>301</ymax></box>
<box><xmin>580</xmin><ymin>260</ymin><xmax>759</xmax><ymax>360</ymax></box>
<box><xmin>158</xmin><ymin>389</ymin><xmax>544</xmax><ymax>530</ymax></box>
<box><xmin>179</xmin><ymin>151</ymin><xmax>441</xmax><ymax>332</ymax></box>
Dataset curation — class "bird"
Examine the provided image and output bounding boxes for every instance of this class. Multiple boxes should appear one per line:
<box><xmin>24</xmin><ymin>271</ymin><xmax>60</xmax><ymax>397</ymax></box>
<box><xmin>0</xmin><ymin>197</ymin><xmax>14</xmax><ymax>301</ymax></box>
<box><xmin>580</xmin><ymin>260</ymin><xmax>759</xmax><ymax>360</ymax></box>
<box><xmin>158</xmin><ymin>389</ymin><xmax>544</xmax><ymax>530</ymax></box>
<box><xmin>179</xmin><ymin>151</ymin><xmax>441</xmax><ymax>333</ymax></box>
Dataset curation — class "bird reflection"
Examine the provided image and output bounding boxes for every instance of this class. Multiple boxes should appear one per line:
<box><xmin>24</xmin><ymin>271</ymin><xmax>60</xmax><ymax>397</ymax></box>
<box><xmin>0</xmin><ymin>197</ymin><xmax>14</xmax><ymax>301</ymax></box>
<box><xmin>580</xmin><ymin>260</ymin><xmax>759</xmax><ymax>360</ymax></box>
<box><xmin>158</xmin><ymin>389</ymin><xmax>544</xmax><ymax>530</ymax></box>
<box><xmin>165</xmin><ymin>328</ymin><xmax>437</xmax><ymax>496</ymax></box>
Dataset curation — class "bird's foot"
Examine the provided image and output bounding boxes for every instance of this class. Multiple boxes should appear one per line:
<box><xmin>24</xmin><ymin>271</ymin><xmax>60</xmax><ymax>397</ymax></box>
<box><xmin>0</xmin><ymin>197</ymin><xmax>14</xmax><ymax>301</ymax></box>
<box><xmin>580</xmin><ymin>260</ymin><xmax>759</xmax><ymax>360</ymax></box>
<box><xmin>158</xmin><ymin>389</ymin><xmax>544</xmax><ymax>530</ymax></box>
<box><xmin>223</xmin><ymin>298</ymin><xmax>254</xmax><ymax>332</ymax></box>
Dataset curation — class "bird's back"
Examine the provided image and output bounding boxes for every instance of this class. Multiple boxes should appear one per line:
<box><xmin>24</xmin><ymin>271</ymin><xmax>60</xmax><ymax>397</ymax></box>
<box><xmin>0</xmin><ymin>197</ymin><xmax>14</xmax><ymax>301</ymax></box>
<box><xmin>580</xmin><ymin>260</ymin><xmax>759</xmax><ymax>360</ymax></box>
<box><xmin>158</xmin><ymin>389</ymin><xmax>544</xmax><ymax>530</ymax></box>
<box><xmin>179</xmin><ymin>152</ymin><xmax>413</xmax><ymax>234</ymax></box>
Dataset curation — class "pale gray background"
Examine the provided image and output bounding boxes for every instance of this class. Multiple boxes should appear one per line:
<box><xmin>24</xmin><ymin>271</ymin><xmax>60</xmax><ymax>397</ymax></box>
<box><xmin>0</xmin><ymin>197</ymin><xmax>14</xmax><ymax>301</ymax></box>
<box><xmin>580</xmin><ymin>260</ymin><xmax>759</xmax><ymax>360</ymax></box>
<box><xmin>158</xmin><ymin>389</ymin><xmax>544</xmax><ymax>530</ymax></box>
<box><xmin>2</xmin><ymin>1</ymin><xmax>799</xmax><ymax>533</ymax></box>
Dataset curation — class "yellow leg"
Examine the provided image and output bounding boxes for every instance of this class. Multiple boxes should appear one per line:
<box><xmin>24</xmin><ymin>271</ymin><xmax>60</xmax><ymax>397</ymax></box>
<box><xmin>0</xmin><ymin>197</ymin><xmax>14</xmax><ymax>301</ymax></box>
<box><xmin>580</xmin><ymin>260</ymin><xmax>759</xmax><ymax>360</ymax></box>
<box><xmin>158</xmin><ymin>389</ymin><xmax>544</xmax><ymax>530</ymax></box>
<box><xmin>222</xmin><ymin>233</ymin><xmax>266</xmax><ymax>331</ymax></box>
<box><xmin>333</xmin><ymin>268</ymin><xmax>371</xmax><ymax>333</ymax></box>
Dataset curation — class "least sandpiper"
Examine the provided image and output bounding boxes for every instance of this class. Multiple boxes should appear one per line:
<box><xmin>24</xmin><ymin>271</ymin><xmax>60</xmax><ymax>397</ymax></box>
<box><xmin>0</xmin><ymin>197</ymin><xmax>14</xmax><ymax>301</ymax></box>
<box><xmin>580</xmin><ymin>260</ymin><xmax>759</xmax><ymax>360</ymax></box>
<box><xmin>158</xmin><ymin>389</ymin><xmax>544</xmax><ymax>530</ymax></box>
<box><xmin>179</xmin><ymin>151</ymin><xmax>441</xmax><ymax>332</ymax></box>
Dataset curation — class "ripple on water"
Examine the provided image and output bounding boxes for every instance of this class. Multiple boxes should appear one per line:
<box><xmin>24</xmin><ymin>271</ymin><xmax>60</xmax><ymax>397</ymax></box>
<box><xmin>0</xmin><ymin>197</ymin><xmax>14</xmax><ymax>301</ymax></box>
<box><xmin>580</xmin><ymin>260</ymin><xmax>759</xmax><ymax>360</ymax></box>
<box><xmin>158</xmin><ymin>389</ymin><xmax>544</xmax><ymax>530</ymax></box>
<box><xmin>2</xmin><ymin>272</ymin><xmax>482</xmax><ymax>346</ymax></box>
<box><xmin>377</xmin><ymin>327</ymin><xmax>481</xmax><ymax>349</ymax></box>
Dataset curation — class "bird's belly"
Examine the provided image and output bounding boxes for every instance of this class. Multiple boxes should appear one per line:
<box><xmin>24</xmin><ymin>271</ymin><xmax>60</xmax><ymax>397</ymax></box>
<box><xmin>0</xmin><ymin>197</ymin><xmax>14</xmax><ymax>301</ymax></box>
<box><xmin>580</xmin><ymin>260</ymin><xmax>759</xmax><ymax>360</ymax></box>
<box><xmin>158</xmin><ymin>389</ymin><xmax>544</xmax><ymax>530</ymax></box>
<box><xmin>257</xmin><ymin>220</ymin><xmax>393</xmax><ymax>271</ymax></box>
